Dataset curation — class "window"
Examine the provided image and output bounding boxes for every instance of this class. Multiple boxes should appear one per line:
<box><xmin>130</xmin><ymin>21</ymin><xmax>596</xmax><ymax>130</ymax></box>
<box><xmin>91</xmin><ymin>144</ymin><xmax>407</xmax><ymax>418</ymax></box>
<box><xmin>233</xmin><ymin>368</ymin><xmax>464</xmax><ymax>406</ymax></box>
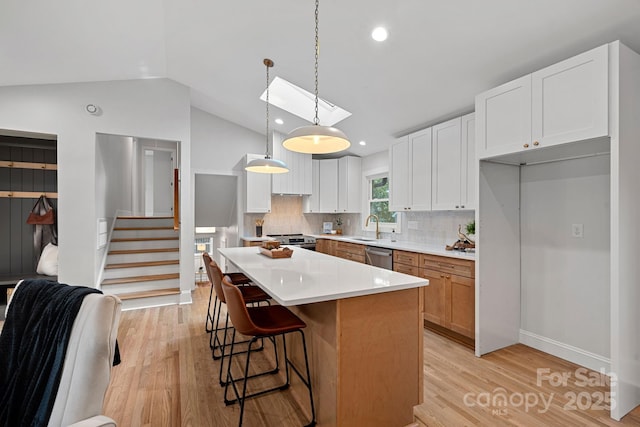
<box><xmin>364</xmin><ymin>173</ymin><xmax>400</xmax><ymax>233</ymax></box>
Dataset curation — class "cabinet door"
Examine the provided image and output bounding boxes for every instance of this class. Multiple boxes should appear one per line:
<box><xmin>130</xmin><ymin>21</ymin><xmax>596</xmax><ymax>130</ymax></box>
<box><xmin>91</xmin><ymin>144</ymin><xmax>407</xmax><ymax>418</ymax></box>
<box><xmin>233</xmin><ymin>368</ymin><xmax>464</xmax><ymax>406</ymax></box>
<box><xmin>272</xmin><ymin>132</ymin><xmax>313</xmax><ymax>195</ymax></box>
<box><xmin>432</xmin><ymin>117</ymin><xmax>462</xmax><ymax>210</ymax></box>
<box><xmin>422</xmin><ymin>268</ymin><xmax>446</xmax><ymax>326</ymax></box>
<box><xmin>319</xmin><ymin>159</ymin><xmax>338</xmax><ymax>213</ymax></box>
<box><xmin>532</xmin><ymin>44</ymin><xmax>609</xmax><ymax>149</ymax></box>
<box><xmin>389</xmin><ymin>138</ymin><xmax>410</xmax><ymax>212</ymax></box>
<box><xmin>245</xmin><ymin>154</ymin><xmax>271</xmax><ymax>213</ymax></box>
<box><xmin>410</xmin><ymin>128</ymin><xmax>432</xmax><ymax>211</ymax></box>
<box><xmin>446</xmin><ymin>274</ymin><xmax>475</xmax><ymax>339</ymax></box>
<box><xmin>338</xmin><ymin>156</ymin><xmax>362</xmax><ymax>213</ymax></box>
<box><xmin>316</xmin><ymin>238</ymin><xmax>329</xmax><ymax>254</ymax></box>
<box><xmin>460</xmin><ymin>113</ymin><xmax>475</xmax><ymax>210</ymax></box>
<box><xmin>476</xmin><ymin>74</ymin><xmax>532</xmax><ymax>159</ymax></box>
<box><xmin>303</xmin><ymin>159</ymin><xmax>320</xmax><ymax>213</ymax></box>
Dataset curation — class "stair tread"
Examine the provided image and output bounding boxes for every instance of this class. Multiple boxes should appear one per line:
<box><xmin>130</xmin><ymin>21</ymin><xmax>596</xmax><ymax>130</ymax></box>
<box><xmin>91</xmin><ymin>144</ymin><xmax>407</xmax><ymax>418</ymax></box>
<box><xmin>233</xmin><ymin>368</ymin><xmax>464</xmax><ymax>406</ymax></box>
<box><xmin>114</xmin><ymin>226</ymin><xmax>176</xmax><ymax>231</ymax></box>
<box><xmin>105</xmin><ymin>260</ymin><xmax>180</xmax><ymax>269</ymax></box>
<box><xmin>114</xmin><ymin>288</ymin><xmax>180</xmax><ymax>300</ymax></box>
<box><xmin>111</xmin><ymin>236</ymin><xmax>179</xmax><ymax>242</ymax></box>
<box><xmin>117</xmin><ymin>216</ymin><xmax>174</xmax><ymax>219</ymax></box>
<box><xmin>108</xmin><ymin>248</ymin><xmax>179</xmax><ymax>255</ymax></box>
<box><xmin>102</xmin><ymin>273</ymin><xmax>180</xmax><ymax>285</ymax></box>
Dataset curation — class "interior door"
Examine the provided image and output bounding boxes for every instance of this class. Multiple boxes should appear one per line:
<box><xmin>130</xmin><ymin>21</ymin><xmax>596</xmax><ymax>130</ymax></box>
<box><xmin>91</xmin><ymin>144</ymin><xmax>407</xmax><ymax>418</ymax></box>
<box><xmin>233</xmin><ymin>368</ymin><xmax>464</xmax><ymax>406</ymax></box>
<box><xmin>144</xmin><ymin>149</ymin><xmax>174</xmax><ymax>216</ymax></box>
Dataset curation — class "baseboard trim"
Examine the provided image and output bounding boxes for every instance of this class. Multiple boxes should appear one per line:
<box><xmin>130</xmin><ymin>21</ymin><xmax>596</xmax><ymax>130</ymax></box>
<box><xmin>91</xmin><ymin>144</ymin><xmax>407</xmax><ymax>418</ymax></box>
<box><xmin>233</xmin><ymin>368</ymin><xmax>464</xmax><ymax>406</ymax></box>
<box><xmin>519</xmin><ymin>329</ymin><xmax>610</xmax><ymax>372</ymax></box>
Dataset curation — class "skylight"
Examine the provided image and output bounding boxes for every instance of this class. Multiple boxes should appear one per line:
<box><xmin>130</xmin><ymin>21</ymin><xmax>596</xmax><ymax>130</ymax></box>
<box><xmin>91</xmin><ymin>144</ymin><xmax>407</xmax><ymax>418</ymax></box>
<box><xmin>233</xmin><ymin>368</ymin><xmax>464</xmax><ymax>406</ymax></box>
<box><xmin>260</xmin><ymin>76</ymin><xmax>352</xmax><ymax>126</ymax></box>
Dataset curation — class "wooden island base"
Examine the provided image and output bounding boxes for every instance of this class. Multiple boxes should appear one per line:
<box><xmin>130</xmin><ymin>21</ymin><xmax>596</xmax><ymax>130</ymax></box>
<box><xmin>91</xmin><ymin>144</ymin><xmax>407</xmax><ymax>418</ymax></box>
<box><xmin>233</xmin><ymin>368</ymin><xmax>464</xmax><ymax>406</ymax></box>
<box><xmin>279</xmin><ymin>287</ymin><xmax>424</xmax><ymax>427</ymax></box>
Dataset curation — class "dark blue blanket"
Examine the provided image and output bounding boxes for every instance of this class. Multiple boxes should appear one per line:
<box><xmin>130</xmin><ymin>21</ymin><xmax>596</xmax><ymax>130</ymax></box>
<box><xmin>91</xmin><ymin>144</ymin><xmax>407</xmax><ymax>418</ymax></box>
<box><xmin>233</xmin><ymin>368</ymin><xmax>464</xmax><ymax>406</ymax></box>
<box><xmin>0</xmin><ymin>280</ymin><xmax>112</xmax><ymax>427</ymax></box>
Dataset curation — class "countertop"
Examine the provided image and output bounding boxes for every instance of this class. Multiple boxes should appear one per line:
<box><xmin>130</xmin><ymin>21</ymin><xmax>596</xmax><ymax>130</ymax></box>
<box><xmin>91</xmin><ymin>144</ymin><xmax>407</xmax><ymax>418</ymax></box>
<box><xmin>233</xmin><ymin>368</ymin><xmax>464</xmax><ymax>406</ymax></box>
<box><xmin>218</xmin><ymin>246</ymin><xmax>428</xmax><ymax>306</ymax></box>
<box><xmin>310</xmin><ymin>234</ymin><xmax>475</xmax><ymax>261</ymax></box>
<box><xmin>240</xmin><ymin>236</ymin><xmax>277</xmax><ymax>242</ymax></box>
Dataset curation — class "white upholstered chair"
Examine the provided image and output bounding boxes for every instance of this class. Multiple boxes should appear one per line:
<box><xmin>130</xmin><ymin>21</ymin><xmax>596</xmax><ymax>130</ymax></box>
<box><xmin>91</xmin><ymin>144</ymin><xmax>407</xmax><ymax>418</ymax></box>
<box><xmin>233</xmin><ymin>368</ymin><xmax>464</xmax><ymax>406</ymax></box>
<box><xmin>4</xmin><ymin>281</ymin><xmax>122</xmax><ymax>427</ymax></box>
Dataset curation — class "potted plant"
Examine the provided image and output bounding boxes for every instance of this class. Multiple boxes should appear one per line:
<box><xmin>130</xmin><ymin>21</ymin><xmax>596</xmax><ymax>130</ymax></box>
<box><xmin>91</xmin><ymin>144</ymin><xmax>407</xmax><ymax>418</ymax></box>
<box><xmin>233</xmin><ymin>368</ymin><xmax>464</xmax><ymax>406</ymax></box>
<box><xmin>335</xmin><ymin>217</ymin><xmax>343</xmax><ymax>235</ymax></box>
<box><xmin>465</xmin><ymin>220</ymin><xmax>475</xmax><ymax>242</ymax></box>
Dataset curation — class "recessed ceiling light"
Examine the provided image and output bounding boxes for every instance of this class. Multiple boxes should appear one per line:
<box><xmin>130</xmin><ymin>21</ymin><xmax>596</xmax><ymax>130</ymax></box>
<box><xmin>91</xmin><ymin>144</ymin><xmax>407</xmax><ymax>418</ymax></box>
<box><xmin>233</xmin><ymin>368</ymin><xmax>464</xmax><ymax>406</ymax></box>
<box><xmin>359</xmin><ymin>140</ymin><xmax>366</xmax><ymax>146</ymax></box>
<box><xmin>275</xmin><ymin>118</ymin><xmax>284</xmax><ymax>125</ymax></box>
<box><xmin>371</xmin><ymin>27</ymin><xmax>388</xmax><ymax>42</ymax></box>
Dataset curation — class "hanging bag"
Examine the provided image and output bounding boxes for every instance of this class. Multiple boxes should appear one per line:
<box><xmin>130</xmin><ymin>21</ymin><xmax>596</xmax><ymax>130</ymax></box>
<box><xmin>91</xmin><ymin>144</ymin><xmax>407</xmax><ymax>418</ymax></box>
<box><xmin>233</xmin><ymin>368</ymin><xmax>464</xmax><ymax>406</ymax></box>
<box><xmin>26</xmin><ymin>195</ymin><xmax>55</xmax><ymax>225</ymax></box>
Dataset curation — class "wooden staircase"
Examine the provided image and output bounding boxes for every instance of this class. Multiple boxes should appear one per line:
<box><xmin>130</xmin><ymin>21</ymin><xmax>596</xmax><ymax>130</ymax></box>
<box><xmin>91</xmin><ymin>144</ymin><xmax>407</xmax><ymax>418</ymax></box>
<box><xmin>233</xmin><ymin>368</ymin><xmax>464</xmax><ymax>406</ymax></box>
<box><xmin>101</xmin><ymin>216</ymin><xmax>181</xmax><ymax>310</ymax></box>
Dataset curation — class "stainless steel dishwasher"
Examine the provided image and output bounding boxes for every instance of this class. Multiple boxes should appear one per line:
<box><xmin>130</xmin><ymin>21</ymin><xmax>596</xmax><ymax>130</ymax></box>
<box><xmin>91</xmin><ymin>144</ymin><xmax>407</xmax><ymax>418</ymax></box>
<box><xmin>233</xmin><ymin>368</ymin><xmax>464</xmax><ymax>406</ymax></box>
<box><xmin>364</xmin><ymin>246</ymin><xmax>393</xmax><ymax>270</ymax></box>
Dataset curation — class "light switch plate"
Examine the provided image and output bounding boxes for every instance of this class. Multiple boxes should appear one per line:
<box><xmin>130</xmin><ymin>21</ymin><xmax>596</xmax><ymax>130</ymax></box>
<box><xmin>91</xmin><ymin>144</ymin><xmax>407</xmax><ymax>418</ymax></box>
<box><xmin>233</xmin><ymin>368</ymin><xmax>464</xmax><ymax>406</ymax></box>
<box><xmin>572</xmin><ymin>223</ymin><xmax>584</xmax><ymax>238</ymax></box>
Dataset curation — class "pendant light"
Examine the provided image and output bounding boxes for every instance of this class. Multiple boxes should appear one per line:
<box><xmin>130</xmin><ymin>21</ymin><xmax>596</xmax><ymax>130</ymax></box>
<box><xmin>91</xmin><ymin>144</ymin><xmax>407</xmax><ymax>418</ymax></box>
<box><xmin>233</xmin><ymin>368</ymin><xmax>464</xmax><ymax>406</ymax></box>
<box><xmin>245</xmin><ymin>58</ymin><xmax>289</xmax><ymax>174</ymax></box>
<box><xmin>282</xmin><ymin>0</ymin><xmax>350</xmax><ymax>154</ymax></box>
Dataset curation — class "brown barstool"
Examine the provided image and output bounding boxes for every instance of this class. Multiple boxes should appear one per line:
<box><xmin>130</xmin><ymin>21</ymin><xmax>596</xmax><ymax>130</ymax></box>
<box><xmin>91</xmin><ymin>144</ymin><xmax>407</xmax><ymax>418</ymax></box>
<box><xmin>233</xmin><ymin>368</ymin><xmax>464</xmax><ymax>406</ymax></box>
<box><xmin>205</xmin><ymin>257</ymin><xmax>272</xmax><ymax>385</ymax></box>
<box><xmin>203</xmin><ymin>252</ymin><xmax>251</xmax><ymax>334</ymax></box>
<box><xmin>221</xmin><ymin>275</ymin><xmax>316</xmax><ymax>427</ymax></box>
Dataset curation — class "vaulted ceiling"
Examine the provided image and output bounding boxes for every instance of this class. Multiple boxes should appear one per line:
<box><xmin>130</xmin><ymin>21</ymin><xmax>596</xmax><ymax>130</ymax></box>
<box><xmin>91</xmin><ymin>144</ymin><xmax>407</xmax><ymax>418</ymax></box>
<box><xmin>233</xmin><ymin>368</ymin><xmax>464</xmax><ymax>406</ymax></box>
<box><xmin>2</xmin><ymin>0</ymin><xmax>640</xmax><ymax>156</ymax></box>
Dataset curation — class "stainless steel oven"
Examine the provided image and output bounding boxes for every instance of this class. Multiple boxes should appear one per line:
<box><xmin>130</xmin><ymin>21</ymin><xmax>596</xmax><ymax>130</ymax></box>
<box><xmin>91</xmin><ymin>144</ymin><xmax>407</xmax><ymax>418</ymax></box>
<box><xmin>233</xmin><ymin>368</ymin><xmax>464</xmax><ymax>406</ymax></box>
<box><xmin>267</xmin><ymin>234</ymin><xmax>316</xmax><ymax>251</ymax></box>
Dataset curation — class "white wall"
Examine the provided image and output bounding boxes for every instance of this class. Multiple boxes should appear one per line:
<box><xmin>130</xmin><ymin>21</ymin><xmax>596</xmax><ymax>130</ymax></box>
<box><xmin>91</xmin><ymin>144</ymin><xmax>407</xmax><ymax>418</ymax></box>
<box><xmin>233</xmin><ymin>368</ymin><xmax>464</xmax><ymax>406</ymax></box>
<box><xmin>0</xmin><ymin>78</ymin><xmax>192</xmax><ymax>293</ymax></box>
<box><xmin>520</xmin><ymin>155</ymin><xmax>610</xmax><ymax>362</ymax></box>
<box><xmin>96</xmin><ymin>134</ymin><xmax>134</xmax><ymax>219</ymax></box>
<box><xmin>190</xmin><ymin>107</ymin><xmax>264</xmax><ymax>244</ymax></box>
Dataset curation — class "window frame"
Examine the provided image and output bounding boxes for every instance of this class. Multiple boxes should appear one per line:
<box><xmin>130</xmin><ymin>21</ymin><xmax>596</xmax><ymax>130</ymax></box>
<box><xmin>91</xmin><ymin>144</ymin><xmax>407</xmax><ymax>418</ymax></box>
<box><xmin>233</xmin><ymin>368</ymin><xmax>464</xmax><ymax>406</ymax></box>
<box><xmin>362</xmin><ymin>170</ymin><xmax>401</xmax><ymax>233</ymax></box>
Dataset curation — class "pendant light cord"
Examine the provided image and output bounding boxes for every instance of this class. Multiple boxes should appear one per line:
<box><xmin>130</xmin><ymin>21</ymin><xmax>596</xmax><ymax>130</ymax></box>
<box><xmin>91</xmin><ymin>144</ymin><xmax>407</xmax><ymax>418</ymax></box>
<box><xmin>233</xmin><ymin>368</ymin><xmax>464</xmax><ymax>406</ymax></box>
<box><xmin>313</xmin><ymin>0</ymin><xmax>320</xmax><ymax>126</ymax></box>
<box><xmin>265</xmin><ymin>58</ymin><xmax>273</xmax><ymax>158</ymax></box>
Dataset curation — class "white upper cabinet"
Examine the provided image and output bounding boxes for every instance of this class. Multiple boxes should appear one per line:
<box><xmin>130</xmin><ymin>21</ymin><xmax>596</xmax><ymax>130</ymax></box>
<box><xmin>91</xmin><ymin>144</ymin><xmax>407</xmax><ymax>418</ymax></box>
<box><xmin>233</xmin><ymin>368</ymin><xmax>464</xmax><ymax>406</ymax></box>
<box><xmin>244</xmin><ymin>154</ymin><xmax>271</xmax><ymax>213</ymax></box>
<box><xmin>431</xmin><ymin>117</ymin><xmax>463</xmax><ymax>210</ymax></box>
<box><xmin>303</xmin><ymin>159</ymin><xmax>321</xmax><ymax>213</ymax></box>
<box><xmin>318</xmin><ymin>158</ymin><xmax>339</xmax><ymax>213</ymax></box>
<box><xmin>476</xmin><ymin>44</ymin><xmax>609</xmax><ymax>160</ymax></box>
<box><xmin>271</xmin><ymin>132</ymin><xmax>313</xmax><ymax>195</ymax></box>
<box><xmin>389</xmin><ymin>128</ymin><xmax>433</xmax><ymax>212</ymax></box>
<box><xmin>461</xmin><ymin>113</ymin><xmax>476</xmax><ymax>210</ymax></box>
<box><xmin>531</xmin><ymin>44</ymin><xmax>609</xmax><ymax>147</ymax></box>
<box><xmin>476</xmin><ymin>75</ymin><xmax>532</xmax><ymax>159</ymax></box>
<box><xmin>338</xmin><ymin>156</ymin><xmax>362</xmax><ymax>213</ymax></box>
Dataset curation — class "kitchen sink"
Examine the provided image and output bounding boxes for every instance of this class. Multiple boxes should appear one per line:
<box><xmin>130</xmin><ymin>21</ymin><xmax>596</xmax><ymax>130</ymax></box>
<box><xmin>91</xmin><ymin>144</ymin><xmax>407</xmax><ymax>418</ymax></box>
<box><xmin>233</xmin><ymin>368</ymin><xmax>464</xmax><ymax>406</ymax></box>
<box><xmin>351</xmin><ymin>237</ymin><xmax>377</xmax><ymax>242</ymax></box>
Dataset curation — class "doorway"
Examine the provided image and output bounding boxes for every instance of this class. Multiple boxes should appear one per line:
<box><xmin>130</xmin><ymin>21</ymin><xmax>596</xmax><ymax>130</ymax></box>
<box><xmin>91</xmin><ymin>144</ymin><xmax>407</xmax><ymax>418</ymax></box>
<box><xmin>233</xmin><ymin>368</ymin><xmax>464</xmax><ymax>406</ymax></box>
<box><xmin>143</xmin><ymin>148</ymin><xmax>176</xmax><ymax>216</ymax></box>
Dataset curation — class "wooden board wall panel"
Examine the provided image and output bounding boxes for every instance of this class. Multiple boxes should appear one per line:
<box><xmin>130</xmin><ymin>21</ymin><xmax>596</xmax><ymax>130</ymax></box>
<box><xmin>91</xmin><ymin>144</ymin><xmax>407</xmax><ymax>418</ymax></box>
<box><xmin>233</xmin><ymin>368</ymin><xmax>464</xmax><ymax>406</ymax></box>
<box><xmin>0</xmin><ymin>140</ymin><xmax>57</xmax><ymax>276</ymax></box>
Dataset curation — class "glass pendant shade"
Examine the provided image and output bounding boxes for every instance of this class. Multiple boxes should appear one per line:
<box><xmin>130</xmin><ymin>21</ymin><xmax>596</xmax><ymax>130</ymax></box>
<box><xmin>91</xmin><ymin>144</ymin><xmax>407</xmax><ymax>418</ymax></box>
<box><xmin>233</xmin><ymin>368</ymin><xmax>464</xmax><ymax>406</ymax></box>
<box><xmin>283</xmin><ymin>124</ymin><xmax>350</xmax><ymax>154</ymax></box>
<box><xmin>245</xmin><ymin>156</ymin><xmax>289</xmax><ymax>174</ymax></box>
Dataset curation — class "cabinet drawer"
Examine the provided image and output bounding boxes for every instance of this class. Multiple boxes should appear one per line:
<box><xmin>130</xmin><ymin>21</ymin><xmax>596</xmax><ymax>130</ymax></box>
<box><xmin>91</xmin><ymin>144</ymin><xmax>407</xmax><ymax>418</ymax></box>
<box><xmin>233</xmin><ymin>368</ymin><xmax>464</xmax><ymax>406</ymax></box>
<box><xmin>335</xmin><ymin>241</ymin><xmax>365</xmax><ymax>255</ymax></box>
<box><xmin>336</xmin><ymin>250</ymin><xmax>365</xmax><ymax>263</ymax></box>
<box><xmin>420</xmin><ymin>254</ymin><xmax>474</xmax><ymax>279</ymax></box>
<box><xmin>394</xmin><ymin>263</ymin><xmax>421</xmax><ymax>276</ymax></box>
<box><xmin>393</xmin><ymin>250</ymin><xmax>420</xmax><ymax>267</ymax></box>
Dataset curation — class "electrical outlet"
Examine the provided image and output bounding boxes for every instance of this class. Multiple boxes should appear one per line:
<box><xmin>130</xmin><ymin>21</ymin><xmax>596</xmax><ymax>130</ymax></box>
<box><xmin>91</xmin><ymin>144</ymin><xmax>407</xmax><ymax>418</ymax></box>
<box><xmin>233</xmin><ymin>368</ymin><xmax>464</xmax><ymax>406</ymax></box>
<box><xmin>408</xmin><ymin>221</ymin><xmax>419</xmax><ymax>230</ymax></box>
<box><xmin>572</xmin><ymin>223</ymin><xmax>584</xmax><ymax>238</ymax></box>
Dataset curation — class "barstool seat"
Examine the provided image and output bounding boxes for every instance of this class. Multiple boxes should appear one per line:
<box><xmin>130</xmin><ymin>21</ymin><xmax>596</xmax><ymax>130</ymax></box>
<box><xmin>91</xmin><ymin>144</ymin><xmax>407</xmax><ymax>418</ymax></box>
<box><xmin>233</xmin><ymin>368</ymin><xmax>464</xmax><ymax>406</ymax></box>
<box><xmin>203</xmin><ymin>253</ymin><xmax>251</xmax><ymax>334</ymax></box>
<box><xmin>221</xmin><ymin>275</ymin><xmax>316</xmax><ymax>427</ymax></box>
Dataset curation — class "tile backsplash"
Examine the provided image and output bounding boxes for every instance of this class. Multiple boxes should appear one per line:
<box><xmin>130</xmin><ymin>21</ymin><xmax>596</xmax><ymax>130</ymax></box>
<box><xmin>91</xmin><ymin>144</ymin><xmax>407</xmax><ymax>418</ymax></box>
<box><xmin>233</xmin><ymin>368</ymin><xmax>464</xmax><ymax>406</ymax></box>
<box><xmin>244</xmin><ymin>195</ymin><xmax>474</xmax><ymax>247</ymax></box>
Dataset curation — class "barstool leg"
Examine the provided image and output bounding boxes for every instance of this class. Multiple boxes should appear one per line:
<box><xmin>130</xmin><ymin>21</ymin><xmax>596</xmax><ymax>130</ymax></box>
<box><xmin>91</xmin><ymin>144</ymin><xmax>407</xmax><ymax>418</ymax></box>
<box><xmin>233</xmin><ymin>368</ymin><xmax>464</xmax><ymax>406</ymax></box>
<box><xmin>299</xmin><ymin>330</ymin><xmax>317</xmax><ymax>427</ymax></box>
<box><xmin>205</xmin><ymin>282</ymin><xmax>216</xmax><ymax>332</ymax></box>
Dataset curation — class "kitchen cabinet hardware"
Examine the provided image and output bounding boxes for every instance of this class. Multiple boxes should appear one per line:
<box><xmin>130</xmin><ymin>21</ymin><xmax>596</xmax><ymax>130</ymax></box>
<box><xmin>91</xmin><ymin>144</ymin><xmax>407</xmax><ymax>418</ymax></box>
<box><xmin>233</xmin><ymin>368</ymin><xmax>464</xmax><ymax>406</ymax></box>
<box><xmin>477</xmin><ymin>44</ymin><xmax>608</xmax><ymax>160</ymax></box>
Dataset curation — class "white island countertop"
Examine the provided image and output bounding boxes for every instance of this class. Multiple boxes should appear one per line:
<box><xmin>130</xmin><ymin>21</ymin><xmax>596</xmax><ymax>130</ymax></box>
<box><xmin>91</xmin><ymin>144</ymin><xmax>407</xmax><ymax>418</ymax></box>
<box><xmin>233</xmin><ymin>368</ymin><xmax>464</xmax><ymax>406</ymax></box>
<box><xmin>218</xmin><ymin>246</ymin><xmax>428</xmax><ymax>306</ymax></box>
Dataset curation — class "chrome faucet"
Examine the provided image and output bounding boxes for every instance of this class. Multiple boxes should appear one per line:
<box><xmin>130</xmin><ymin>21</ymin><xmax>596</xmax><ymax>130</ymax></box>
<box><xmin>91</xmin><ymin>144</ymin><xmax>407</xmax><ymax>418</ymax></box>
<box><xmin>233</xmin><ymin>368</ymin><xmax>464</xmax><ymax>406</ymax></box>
<box><xmin>365</xmin><ymin>214</ymin><xmax>380</xmax><ymax>239</ymax></box>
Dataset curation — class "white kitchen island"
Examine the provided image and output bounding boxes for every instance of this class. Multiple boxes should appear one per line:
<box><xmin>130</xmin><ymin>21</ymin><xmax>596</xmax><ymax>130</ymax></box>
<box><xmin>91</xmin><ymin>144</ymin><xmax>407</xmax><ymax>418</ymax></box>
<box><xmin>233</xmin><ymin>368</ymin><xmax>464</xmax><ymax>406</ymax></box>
<box><xmin>218</xmin><ymin>246</ymin><xmax>428</xmax><ymax>427</ymax></box>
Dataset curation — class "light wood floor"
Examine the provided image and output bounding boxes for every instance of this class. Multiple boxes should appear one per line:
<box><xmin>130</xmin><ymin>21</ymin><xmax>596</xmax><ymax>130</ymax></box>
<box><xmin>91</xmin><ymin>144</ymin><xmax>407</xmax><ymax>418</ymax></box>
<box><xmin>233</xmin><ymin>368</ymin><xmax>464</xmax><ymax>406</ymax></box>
<box><xmin>3</xmin><ymin>284</ymin><xmax>639</xmax><ymax>426</ymax></box>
